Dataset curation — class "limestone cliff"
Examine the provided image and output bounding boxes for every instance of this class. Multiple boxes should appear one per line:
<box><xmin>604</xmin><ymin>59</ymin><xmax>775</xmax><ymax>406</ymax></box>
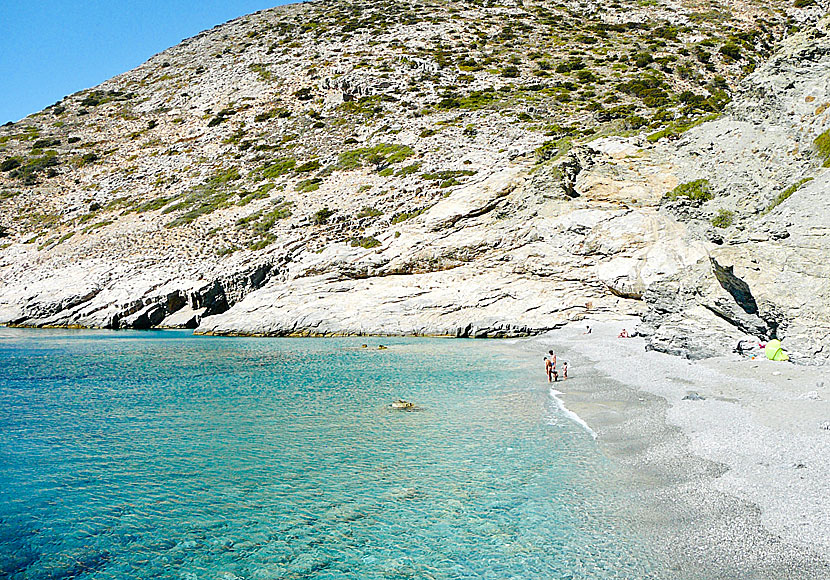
<box><xmin>0</xmin><ymin>1</ymin><xmax>828</xmax><ymax>361</ymax></box>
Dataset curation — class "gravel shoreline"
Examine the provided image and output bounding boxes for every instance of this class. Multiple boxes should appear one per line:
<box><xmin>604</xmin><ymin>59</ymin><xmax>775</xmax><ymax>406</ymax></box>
<box><xmin>521</xmin><ymin>318</ymin><xmax>830</xmax><ymax>579</ymax></box>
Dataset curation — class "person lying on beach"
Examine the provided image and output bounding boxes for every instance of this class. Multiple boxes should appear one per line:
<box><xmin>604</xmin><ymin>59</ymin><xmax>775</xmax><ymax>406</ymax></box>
<box><xmin>544</xmin><ymin>357</ymin><xmax>553</xmax><ymax>382</ymax></box>
<box><xmin>618</xmin><ymin>329</ymin><xmax>629</xmax><ymax>338</ymax></box>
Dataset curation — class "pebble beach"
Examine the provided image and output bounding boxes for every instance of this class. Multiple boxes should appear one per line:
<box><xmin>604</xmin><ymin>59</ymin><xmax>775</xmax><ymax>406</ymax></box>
<box><xmin>527</xmin><ymin>318</ymin><xmax>830</xmax><ymax>578</ymax></box>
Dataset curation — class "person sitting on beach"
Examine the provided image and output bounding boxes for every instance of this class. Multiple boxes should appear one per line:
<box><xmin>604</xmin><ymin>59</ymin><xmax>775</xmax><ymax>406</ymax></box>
<box><xmin>618</xmin><ymin>329</ymin><xmax>629</xmax><ymax>338</ymax></box>
<box><xmin>584</xmin><ymin>326</ymin><xmax>592</xmax><ymax>334</ymax></box>
<box><xmin>544</xmin><ymin>357</ymin><xmax>552</xmax><ymax>382</ymax></box>
<box><xmin>563</xmin><ymin>362</ymin><xmax>568</xmax><ymax>380</ymax></box>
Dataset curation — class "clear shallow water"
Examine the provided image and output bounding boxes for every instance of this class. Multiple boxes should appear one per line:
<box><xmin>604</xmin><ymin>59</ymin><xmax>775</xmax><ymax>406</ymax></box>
<box><xmin>0</xmin><ymin>329</ymin><xmax>660</xmax><ymax>579</ymax></box>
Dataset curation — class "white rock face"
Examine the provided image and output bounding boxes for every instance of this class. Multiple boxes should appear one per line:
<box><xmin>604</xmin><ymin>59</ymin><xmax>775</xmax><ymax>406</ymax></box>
<box><xmin>592</xmin><ymin>211</ymin><xmax>711</xmax><ymax>299</ymax></box>
<box><xmin>639</xmin><ymin>18</ymin><xmax>830</xmax><ymax>363</ymax></box>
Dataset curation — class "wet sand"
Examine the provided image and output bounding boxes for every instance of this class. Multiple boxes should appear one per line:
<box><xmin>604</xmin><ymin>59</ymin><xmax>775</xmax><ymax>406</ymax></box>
<box><xmin>522</xmin><ymin>318</ymin><xmax>830</xmax><ymax>579</ymax></box>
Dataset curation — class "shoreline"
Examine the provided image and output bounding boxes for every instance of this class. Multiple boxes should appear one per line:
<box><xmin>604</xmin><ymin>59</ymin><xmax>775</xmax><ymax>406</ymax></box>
<box><xmin>522</xmin><ymin>318</ymin><xmax>830</xmax><ymax>578</ymax></box>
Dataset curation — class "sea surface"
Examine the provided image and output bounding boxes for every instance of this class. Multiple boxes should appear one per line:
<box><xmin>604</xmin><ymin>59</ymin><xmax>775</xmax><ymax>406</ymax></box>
<box><xmin>0</xmin><ymin>329</ymin><xmax>661</xmax><ymax>579</ymax></box>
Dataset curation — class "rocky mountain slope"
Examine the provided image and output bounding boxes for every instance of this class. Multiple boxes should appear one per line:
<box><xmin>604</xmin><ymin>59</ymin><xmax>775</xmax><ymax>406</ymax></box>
<box><xmin>0</xmin><ymin>0</ymin><xmax>828</xmax><ymax>362</ymax></box>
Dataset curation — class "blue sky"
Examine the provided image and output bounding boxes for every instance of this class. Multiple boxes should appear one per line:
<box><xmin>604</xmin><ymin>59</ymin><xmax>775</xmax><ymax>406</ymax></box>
<box><xmin>0</xmin><ymin>1</ymin><xmax>293</xmax><ymax>123</ymax></box>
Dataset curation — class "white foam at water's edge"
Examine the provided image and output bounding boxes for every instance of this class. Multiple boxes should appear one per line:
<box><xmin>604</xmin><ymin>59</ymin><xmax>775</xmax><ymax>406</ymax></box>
<box><xmin>550</xmin><ymin>387</ymin><xmax>597</xmax><ymax>439</ymax></box>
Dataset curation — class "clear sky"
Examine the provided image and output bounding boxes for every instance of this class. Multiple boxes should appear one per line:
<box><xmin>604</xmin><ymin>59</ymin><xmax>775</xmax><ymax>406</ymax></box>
<box><xmin>0</xmin><ymin>1</ymin><xmax>294</xmax><ymax>124</ymax></box>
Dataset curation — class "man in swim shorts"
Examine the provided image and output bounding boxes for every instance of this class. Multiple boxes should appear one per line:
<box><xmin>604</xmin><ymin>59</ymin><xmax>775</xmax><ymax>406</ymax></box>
<box><xmin>544</xmin><ymin>357</ymin><xmax>552</xmax><ymax>382</ymax></box>
<box><xmin>548</xmin><ymin>350</ymin><xmax>557</xmax><ymax>369</ymax></box>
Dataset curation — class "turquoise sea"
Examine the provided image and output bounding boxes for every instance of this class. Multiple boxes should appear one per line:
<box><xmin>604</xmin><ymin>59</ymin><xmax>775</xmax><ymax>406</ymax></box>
<box><xmin>0</xmin><ymin>329</ymin><xmax>660</xmax><ymax>579</ymax></box>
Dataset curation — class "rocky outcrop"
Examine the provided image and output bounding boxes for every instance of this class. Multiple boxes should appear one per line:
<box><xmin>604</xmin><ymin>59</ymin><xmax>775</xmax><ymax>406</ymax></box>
<box><xmin>0</xmin><ymin>258</ymin><xmax>277</xmax><ymax>330</ymax></box>
<box><xmin>635</xmin><ymin>19</ymin><xmax>830</xmax><ymax>363</ymax></box>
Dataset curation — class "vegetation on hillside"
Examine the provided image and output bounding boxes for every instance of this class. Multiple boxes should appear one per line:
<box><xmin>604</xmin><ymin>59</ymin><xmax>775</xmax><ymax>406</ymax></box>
<box><xmin>0</xmin><ymin>0</ymin><xmax>815</xmax><ymax>254</ymax></box>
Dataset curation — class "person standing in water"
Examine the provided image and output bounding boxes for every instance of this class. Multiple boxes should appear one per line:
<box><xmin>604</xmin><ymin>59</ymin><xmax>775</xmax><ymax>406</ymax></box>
<box><xmin>548</xmin><ymin>350</ymin><xmax>557</xmax><ymax>369</ymax></box>
<box><xmin>544</xmin><ymin>357</ymin><xmax>553</xmax><ymax>382</ymax></box>
<box><xmin>563</xmin><ymin>362</ymin><xmax>568</xmax><ymax>380</ymax></box>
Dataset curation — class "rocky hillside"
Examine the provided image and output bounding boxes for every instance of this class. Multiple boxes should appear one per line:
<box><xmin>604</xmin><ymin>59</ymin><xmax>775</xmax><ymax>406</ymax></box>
<box><xmin>0</xmin><ymin>0</ymin><xmax>828</xmax><ymax>362</ymax></box>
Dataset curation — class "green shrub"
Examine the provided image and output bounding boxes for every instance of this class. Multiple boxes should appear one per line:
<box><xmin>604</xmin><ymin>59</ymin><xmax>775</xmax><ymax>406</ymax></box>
<box><xmin>535</xmin><ymin>137</ymin><xmax>572</xmax><ymax>163</ymax></box>
<box><xmin>436</xmin><ymin>89</ymin><xmax>497</xmax><ymax>111</ymax></box>
<box><xmin>617</xmin><ymin>75</ymin><xmax>669</xmax><ymax>107</ymax></box>
<box><xmin>356</xmin><ymin>206</ymin><xmax>382</xmax><ymax>218</ymax></box>
<box><xmin>207</xmin><ymin>108</ymin><xmax>236</xmax><ymax>127</ymax></box>
<box><xmin>0</xmin><ymin>157</ymin><xmax>22</xmax><ymax>172</ymax></box>
<box><xmin>254</xmin><ymin>203</ymin><xmax>292</xmax><ymax>231</ymax></box>
<box><xmin>235</xmin><ymin>201</ymin><xmax>292</xmax><ymax>233</ymax></box>
<box><xmin>32</xmin><ymin>138</ymin><xmax>60</xmax><ymax>149</ymax></box>
<box><xmin>665</xmin><ymin>179</ymin><xmax>712</xmax><ymax>202</ymax></box>
<box><xmin>765</xmin><ymin>177</ymin><xmax>813</xmax><ymax>213</ymax></box>
<box><xmin>336</xmin><ymin>143</ymin><xmax>414</xmax><ymax>171</ymax></box>
<box><xmin>634</xmin><ymin>53</ymin><xmax>654</xmax><ymax>68</ymax></box>
<box><xmin>295</xmin><ymin>87</ymin><xmax>314</xmax><ymax>101</ymax></box>
<box><xmin>313</xmin><ymin>206</ymin><xmax>334</xmax><ymax>224</ymax></box>
<box><xmin>338</xmin><ymin>95</ymin><xmax>385</xmax><ymax>117</ymax></box>
<box><xmin>711</xmin><ymin>209</ymin><xmax>734</xmax><ymax>228</ymax></box>
<box><xmin>248</xmin><ymin>234</ymin><xmax>277</xmax><ymax>250</ymax></box>
<box><xmin>237</xmin><ymin>183</ymin><xmax>276</xmax><ymax>206</ymax></box>
<box><xmin>719</xmin><ymin>42</ymin><xmax>741</xmax><ymax>61</ymax></box>
<box><xmin>647</xmin><ymin>113</ymin><xmax>719</xmax><ymax>142</ymax></box>
<box><xmin>395</xmin><ymin>163</ymin><xmax>420</xmax><ymax>177</ymax></box>
<box><xmin>255</xmin><ymin>108</ymin><xmax>291</xmax><ymax>122</ymax></box>
<box><xmin>350</xmin><ymin>236</ymin><xmax>381</xmax><ymax>249</ymax></box>
<box><xmin>133</xmin><ymin>196</ymin><xmax>174</xmax><ymax>212</ymax></box>
<box><xmin>249</xmin><ymin>63</ymin><xmax>272</xmax><ymax>81</ymax></box>
<box><xmin>575</xmin><ymin>69</ymin><xmax>597</xmax><ymax>83</ymax></box>
<box><xmin>295</xmin><ymin>160</ymin><xmax>321</xmax><ymax>173</ymax></box>
<box><xmin>80</xmin><ymin>90</ymin><xmax>132</xmax><ymax>107</ymax></box>
<box><xmin>815</xmin><ymin>129</ymin><xmax>830</xmax><ymax>167</ymax></box>
<box><xmin>217</xmin><ymin>245</ymin><xmax>239</xmax><ymax>257</ymax></box>
<box><xmin>83</xmin><ymin>220</ymin><xmax>113</xmax><ymax>233</ymax></box>
<box><xmin>391</xmin><ymin>207</ymin><xmax>427</xmax><ymax>224</ymax></box>
<box><xmin>9</xmin><ymin>153</ymin><xmax>60</xmax><ymax>184</ymax></box>
<box><xmin>296</xmin><ymin>178</ymin><xmax>322</xmax><ymax>193</ymax></box>
<box><xmin>501</xmin><ymin>65</ymin><xmax>520</xmax><ymax>78</ymax></box>
<box><xmin>260</xmin><ymin>157</ymin><xmax>296</xmax><ymax>178</ymax></box>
